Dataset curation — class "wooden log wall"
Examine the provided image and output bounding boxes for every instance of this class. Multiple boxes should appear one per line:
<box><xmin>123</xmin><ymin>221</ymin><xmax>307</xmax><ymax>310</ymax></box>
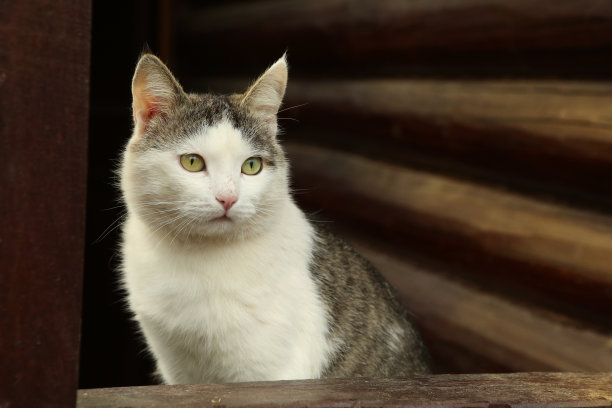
<box><xmin>172</xmin><ymin>0</ymin><xmax>612</xmax><ymax>374</ymax></box>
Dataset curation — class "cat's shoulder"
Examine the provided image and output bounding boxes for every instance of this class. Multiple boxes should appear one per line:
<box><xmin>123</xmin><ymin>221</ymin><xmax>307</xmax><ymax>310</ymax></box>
<box><xmin>309</xmin><ymin>223</ymin><xmax>396</xmax><ymax>296</ymax></box>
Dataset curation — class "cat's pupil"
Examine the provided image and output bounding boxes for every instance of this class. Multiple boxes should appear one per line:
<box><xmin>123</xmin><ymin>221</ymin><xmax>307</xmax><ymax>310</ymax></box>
<box><xmin>190</xmin><ymin>157</ymin><xmax>195</xmax><ymax>165</ymax></box>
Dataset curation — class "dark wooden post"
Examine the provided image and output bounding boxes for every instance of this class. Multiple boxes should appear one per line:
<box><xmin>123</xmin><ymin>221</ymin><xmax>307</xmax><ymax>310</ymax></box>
<box><xmin>0</xmin><ymin>1</ymin><xmax>92</xmax><ymax>407</ymax></box>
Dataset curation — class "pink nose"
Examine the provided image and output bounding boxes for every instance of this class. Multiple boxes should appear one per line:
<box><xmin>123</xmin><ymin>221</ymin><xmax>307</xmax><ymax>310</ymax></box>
<box><xmin>216</xmin><ymin>195</ymin><xmax>237</xmax><ymax>211</ymax></box>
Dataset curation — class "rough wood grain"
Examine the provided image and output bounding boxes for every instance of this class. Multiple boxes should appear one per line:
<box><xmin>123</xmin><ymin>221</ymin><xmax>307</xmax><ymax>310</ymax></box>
<box><xmin>77</xmin><ymin>373</ymin><xmax>612</xmax><ymax>408</ymax></box>
<box><xmin>285</xmin><ymin>79</ymin><xmax>612</xmax><ymax>161</ymax></box>
<box><xmin>286</xmin><ymin>143</ymin><xmax>612</xmax><ymax>311</ymax></box>
<box><xmin>348</xmin><ymin>238</ymin><xmax>612</xmax><ymax>372</ymax></box>
<box><xmin>285</xmin><ymin>79</ymin><xmax>612</xmax><ymax>207</ymax></box>
<box><xmin>176</xmin><ymin>0</ymin><xmax>612</xmax><ymax>78</ymax></box>
<box><xmin>0</xmin><ymin>1</ymin><xmax>91</xmax><ymax>407</ymax></box>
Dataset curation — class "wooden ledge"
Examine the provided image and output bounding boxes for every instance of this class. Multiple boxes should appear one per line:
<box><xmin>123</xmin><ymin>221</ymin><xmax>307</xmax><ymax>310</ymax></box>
<box><xmin>77</xmin><ymin>372</ymin><xmax>612</xmax><ymax>408</ymax></box>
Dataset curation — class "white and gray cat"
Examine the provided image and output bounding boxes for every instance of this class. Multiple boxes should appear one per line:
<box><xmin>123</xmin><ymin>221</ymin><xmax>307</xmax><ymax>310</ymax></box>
<box><xmin>120</xmin><ymin>53</ymin><xmax>430</xmax><ymax>384</ymax></box>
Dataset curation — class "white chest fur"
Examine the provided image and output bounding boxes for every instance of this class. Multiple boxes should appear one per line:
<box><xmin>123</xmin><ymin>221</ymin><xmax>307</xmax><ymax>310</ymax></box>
<box><xmin>121</xmin><ymin>200</ymin><xmax>331</xmax><ymax>384</ymax></box>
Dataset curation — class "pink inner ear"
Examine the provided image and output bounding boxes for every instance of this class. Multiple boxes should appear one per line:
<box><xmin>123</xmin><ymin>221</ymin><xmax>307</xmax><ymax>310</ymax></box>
<box><xmin>147</xmin><ymin>102</ymin><xmax>161</xmax><ymax>119</ymax></box>
<box><xmin>133</xmin><ymin>98</ymin><xmax>164</xmax><ymax>134</ymax></box>
<box><xmin>142</xmin><ymin>97</ymin><xmax>163</xmax><ymax>121</ymax></box>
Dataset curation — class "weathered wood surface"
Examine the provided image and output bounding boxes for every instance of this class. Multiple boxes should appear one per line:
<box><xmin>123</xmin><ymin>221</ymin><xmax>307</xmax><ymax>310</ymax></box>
<box><xmin>346</xmin><ymin>237</ymin><xmax>612</xmax><ymax>372</ymax></box>
<box><xmin>77</xmin><ymin>373</ymin><xmax>612</xmax><ymax>408</ymax></box>
<box><xmin>287</xmin><ymin>79</ymin><xmax>612</xmax><ymax>200</ymax></box>
<box><xmin>176</xmin><ymin>0</ymin><xmax>612</xmax><ymax>78</ymax></box>
<box><xmin>286</xmin><ymin>143</ymin><xmax>612</xmax><ymax>312</ymax></box>
<box><xmin>0</xmin><ymin>1</ymin><xmax>91</xmax><ymax>407</ymax></box>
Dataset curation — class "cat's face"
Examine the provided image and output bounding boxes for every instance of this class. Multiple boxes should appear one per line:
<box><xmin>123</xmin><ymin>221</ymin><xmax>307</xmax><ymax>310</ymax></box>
<box><xmin>121</xmin><ymin>54</ymin><xmax>289</xmax><ymax>241</ymax></box>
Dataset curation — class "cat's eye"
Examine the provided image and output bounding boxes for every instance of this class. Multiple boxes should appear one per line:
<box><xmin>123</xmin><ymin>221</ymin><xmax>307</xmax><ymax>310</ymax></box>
<box><xmin>241</xmin><ymin>157</ymin><xmax>263</xmax><ymax>175</ymax></box>
<box><xmin>180</xmin><ymin>154</ymin><xmax>205</xmax><ymax>172</ymax></box>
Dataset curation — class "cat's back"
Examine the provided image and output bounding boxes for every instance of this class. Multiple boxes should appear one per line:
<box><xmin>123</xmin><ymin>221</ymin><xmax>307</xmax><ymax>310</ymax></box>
<box><xmin>310</xmin><ymin>226</ymin><xmax>431</xmax><ymax>376</ymax></box>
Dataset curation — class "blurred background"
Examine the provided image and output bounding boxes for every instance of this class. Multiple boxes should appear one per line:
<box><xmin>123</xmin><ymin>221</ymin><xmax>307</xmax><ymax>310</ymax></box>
<box><xmin>80</xmin><ymin>0</ymin><xmax>612</xmax><ymax>388</ymax></box>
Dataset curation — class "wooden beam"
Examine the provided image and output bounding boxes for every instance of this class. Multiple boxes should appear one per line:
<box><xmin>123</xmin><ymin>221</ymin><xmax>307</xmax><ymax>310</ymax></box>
<box><xmin>175</xmin><ymin>0</ymin><xmax>612</xmax><ymax>78</ymax></box>
<box><xmin>0</xmin><ymin>1</ymin><xmax>91</xmax><ymax>407</ymax></box>
<box><xmin>77</xmin><ymin>373</ymin><xmax>612</xmax><ymax>408</ymax></box>
<box><xmin>284</xmin><ymin>79</ymin><xmax>612</xmax><ymax>206</ymax></box>
<box><xmin>348</xmin><ymin>238</ymin><xmax>612</xmax><ymax>372</ymax></box>
<box><xmin>286</xmin><ymin>143</ymin><xmax>612</xmax><ymax>311</ymax></box>
<box><xmin>285</xmin><ymin>79</ymin><xmax>612</xmax><ymax>163</ymax></box>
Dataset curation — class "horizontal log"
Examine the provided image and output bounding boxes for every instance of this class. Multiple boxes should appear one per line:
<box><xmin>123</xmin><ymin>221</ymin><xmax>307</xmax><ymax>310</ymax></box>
<box><xmin>77</xmin><ymin>373</ymin><xmax>612</xmax><ymax>408</ymax></box>
<box><xmin>285</xmin><ymin>79</ymin><xmax>612</xmax><ymax>162</ymax></box>
<box><xmin>175</xmin><ymin>0</ymin><xmax>612</xmax><ymax>78</ymax></box>
<box><xmin>286</xmin><ymin>143</ymin><xmax>612</xmax><ymax>311</ymax></box>
<box><xmin>284</xmin><ymin>79</ymin><xmax>612</xmax><ymax>207</ymax></box>
<box><xmin>347</xmin><ymin>238</ymin><xmax>612</xmax><ymax>372</ymax></box>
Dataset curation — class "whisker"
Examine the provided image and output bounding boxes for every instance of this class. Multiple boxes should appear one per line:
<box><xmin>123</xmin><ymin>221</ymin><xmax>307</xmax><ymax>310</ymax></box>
<box><xmin>186</xmin><ymin>214</ymin><xmax>199</xmax><ymax>239</ymax></box>
<box><xmin>170</xmin><ymin>215</ymin><xmax>196</xmax><ymax>246</ymax></box>
<box><xmin>277</xmin><ymin>103</ymin><xmax>308</xmax><ymax>114</ymax></box>
<box><xmin>290</xmin><ymin>188</ymin><xmax>311</xmax><ymax>196</ymax></box>
<box><xmin>93</xmin><ymin>212</ymin><xmax>128</xmax><ymax>244</ymax></box>
<box><xmin>103</xmin><ymin>204</ymin><xmax>126</xmax><ymax>211</ymax></box>
<box><xmin>149</xmin><ymin>213</ymin><xmax>186</xmax><ymax>241</ymax></box>
<box><xmin>153</xmin><ymin>217</ymin><xmax>185</xmax><ymax>249</ymax></box>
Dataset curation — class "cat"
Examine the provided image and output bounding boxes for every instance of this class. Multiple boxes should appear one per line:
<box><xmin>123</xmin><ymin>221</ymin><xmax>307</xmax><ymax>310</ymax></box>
<box><xmin>120</xmin><ymin>52</ymin><xmax>431</xmax><ymax>384</ymax></box>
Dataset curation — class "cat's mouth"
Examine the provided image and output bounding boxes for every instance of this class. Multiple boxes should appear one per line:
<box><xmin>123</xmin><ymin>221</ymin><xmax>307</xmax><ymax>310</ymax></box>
<box><xmin>211</xmin><ymin>215</ymin><xmax>232</xmax><ymax>222</ymax></box>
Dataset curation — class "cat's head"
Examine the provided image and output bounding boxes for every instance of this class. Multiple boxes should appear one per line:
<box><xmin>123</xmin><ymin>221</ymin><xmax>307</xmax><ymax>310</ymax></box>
<box><xmin>121</xmin><ymin>53</ymin><xmax>290</xmax><ymax>241</ymax></box>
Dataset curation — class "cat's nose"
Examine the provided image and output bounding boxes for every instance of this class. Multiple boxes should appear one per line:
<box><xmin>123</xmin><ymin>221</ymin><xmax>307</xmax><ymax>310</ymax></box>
<box><xmin>216</xmin><ymin>195</ymin><xmax>237</xmax><ymax>211</ymax></box>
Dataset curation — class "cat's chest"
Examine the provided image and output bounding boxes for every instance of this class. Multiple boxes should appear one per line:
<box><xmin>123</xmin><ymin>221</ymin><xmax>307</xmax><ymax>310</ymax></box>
<box><xmin>122</xmin><ymin>215</ymin><xmax>314</xmax><ymax>332</ymax></box>
<box><xmin>135</xmin><ymin>256</ymin><xmax>289</xmax><ymax>334</ymax></box>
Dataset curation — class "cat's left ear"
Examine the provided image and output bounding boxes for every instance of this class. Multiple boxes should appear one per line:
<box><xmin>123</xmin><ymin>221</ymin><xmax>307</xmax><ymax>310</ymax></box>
<box><xmin>132</xmin><ymin>53</ymin><xmax>185</xmax><ymax>136</ymax></box>
<box><xmin>241</xmin><ymin>55</ymin><xmax>288</xmax><ymax>135</ymax></box>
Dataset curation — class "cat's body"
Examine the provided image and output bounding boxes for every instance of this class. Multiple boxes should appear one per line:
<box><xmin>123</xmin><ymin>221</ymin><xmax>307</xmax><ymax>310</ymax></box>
<box><xmin>120</xmin><ymin>54</ymin><xmax>430</xmax><ymax>384</ymax></box>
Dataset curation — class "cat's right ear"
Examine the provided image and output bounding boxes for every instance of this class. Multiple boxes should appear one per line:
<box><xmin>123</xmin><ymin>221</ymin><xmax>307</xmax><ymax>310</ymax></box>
<box><xmin>131</xmin><ymin>53</ymin><xmax>184</xmax><ymax>136</ymax></box>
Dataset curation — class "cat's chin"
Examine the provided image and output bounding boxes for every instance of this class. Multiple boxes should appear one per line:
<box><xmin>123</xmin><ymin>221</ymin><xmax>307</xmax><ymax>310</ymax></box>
<box><xmin>210</xmin><ymin>215</ymin><xmax>233</xmax><ymax>222</ymax></box>
<box><xmin>177</xmin><ymin>216</ymin><xmax>260</xmax><ymax>242</ymax></box>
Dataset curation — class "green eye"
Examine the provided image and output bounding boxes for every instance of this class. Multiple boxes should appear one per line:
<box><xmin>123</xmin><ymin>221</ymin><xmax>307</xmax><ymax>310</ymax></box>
<box><xmin>241</xmin><ymin>157</ymin><xmax>263</xmax><ymax>175</ymax></box>
<box><xmin>180</xmin><ymin>154</ymin><xmax>205</xmax><ymax>172</ymax></box>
